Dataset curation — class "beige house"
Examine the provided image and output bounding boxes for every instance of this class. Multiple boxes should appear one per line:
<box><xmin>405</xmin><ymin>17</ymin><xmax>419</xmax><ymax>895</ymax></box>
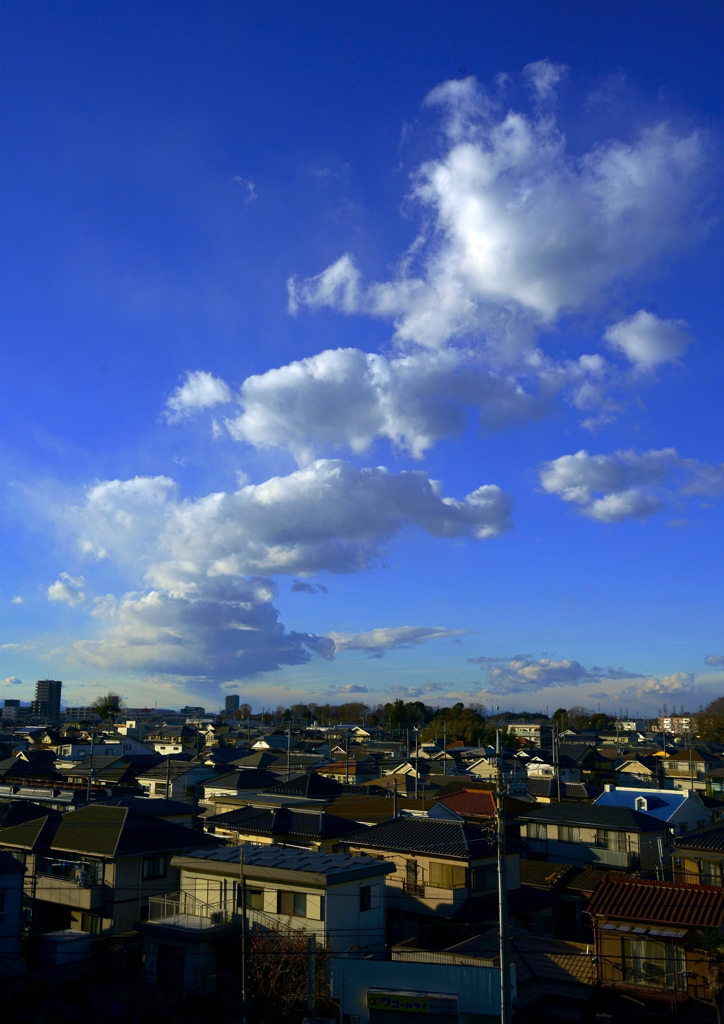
<box><xmin>344</xmin><ymin>815</ymin><xmax>519</xmax><ymax>920</ymax></box>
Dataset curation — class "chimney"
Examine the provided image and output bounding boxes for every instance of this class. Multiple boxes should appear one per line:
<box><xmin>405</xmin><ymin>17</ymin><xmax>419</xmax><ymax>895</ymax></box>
<box><xmin>604</xmin><ymin>783</ymin><xmax>615</xmax><ymax>792</ymax></box>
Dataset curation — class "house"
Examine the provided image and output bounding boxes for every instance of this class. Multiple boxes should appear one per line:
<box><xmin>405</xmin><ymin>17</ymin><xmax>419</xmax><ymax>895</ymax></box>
<box><xmin>587</xmin><ymin>875</ymin><xmax>724</xmax><ymax>1010</ymax></box>
<box><xmin>526</xmin><ymin>778</ymin><xmax>602</xmax><ymax>803</ymax></box>
<box><xmin>203</xmin><ymin>806</ymin><xmax>366</xmax><ymax>850</ymax></box>
<box><xmin>146</xmin><ymin>724</ymin><xmax>201</xmax><ymax>755</ymax></box>
<box><xmin>594</xmin><ymin>785</ymin><xmax>711</xmax><ymax>836</ymax></box>
<box><xmin>96</xmin><ymin>796</ymin><xmax>203</xmax><ymax>829</ymax></box>
<box><xmin>344</xmin><ymin>815</ymin><xmax>520</xmax><ymax>942</ymax></box>
<box><xmin>517</xmin><ymin>803</ymin><xmax>674</xmax><ymax>872</ymax></box>
<box><xmin>139</xmin><ymin>846</ymin><xmax>394</xmax><ymax>994</ymax></box>
<box><xmin>615</xmin><ymin>757</ymin><xmax>661</xmax><ymax>786</ymax></box>
<box><xmin>675</xmin><ymin>820</ymin><xmax>724</xmax><ymax>884</ymax></box>
<box><xmin>252</xmin><ymin>732</ymin><xmax>296</xmax><ymax>751</ymax></box>
<box><xmin>506</xmin><ymin>722</ymin><xmax>553</xmax><ymax>747</ymax></box>
<box><xmin>0</xmin><ymin>850</ymin><xmax>25</xmax><ymax>960</ymax></box>
<box><xmin>0</xmin><ymin>803</ymin><xmax>221</xmax><ymax>935</ymax></box>
<box><xmin>315</xmin><ymin>760</ymin><xmax>380</xmax><ymax>785</ymax></box>
<box><xmin>136</xmin><ymin>758</ymin><xmax>217</xmax><ymax>801</ymax></box>
<box><xmin>200</xmin><ymin>768</ymin><xmax>280</xmax><ymax>815</ymax></box>
<box><xmin>664</xmin><ymin>748</ymin><xmax>720</xmax><ymax>791</ymax></box>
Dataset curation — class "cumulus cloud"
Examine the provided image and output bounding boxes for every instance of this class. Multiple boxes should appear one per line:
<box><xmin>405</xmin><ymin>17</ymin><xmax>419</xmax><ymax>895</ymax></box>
<box><xmin>523</xmin><ymin>59</ymin><xmax>568</xmax><ymax>100</ymax></box>
<box><xmin>469</xmin><ymin>654</ymin><xmax>644</xmax><ymax>694</ymax></box>
<box><xmin>604</xmin><ymin>310</ymin><xmax>691</xmax><ymax>371</ymax></box>
<box><xmin>330</xmin><ymin>625</ymin><xmax>468</xmax><ymax>659</ymax></box>
<box><xmin>10</xmin><ymin>596</ymin><xmax>24</xmax><ymax>604</ymax></box>
<box><xmin>289</xmin><ymin>69</ymin><xmax>709</xmax><ymax>354</ymax></box>
<box><xmin>705</xmin><ymin>655</ymin><xmax>724</xmax><ymax>668</ymax></box>
<box><xmin>223</xmin><ymin>347</ymin><xmax>549</xmax><ymax>463</ymax></box>
<box><xmin>328</xmin><ymin>683</ymin><xmax>369</xmax><ymax>694</ymax></box>
<box><xmin>75</xmin><ymin>461</ymin><xmax>511</xmax><ymax>584</ymax></box>
<box><xmin>48</xmin><ymin>572</ymin><xmax>86</xmax><ymax>606</ymax></box>
<box><xmin>539</xmin><ymin>448</ymin><xmax>724</xmax><ymax>523</ymax></box>
<box><xmin>165</xmin><ymin>371</ymin><xmax>233</xmax><ymax>422</ymax></box>
<box><xmin>291</xmin><ymin>580</ymin><xmax>329</xmax><ymax>594</ymax></box>
<box><xmin>72</xmin><ymin>576</ymin><xmax>334</xmax><ymax>680</ymax></box>
<box><xmin>626</xmin><ymin>673</ymin><xmax>696</xmax><ymax>697</ymax></box>
<box><xmin>54</xmin><ymin>462</ymin><xmax>504</xmax><ymax>682</ymax></box>
<box><xmin>3</xmin><ymin>677</ymin><xmax>23</xmax><ymax>686</ymax></box>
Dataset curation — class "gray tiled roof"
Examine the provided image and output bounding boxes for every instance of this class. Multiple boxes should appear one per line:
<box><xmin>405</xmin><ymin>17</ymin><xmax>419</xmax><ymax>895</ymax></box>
<box><xmin>517</xmin><ymin>803</ymin><xmax>669</xmax><ymax>832</ymax></box>
<box><xmin>345</xmin><ymin>815</ymin><xmax>497</xmax><ymax>859</ymax></box>
<box><xmin>205</xmin><ymin>805</ymin><xmax>366</xmax><ymax>839</ymax></box>
<box><xmin>179</xmin><ymin>843</ymin><xmax>394</xmax><ymax>880</ymax></box>
<box><xmin>676</xmin><ymin>821</ymin><xmax>724</xmax><ymax>852</ymax></box>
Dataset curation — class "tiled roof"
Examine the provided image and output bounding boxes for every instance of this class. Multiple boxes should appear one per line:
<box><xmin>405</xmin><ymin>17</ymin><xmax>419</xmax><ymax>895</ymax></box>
<box><xmin>0</xmin><ymin>800</ymin><xmax>51</xmax><ymax>829</ymax></box>
<box><xmin>345</xmin><ymin>815</ymin><xmax>497</xmax><ymax>859</ymax></box>
<box><xmin>0</xmin><ymin>804</ymin><xmax>221</xmax><ymax>857</ymax></box>
<box><xmin>265</xmin><ymin>772</ymin><xmax>344</xmax><ymax>798</ymax></box>
<box><xmin>205</xmin><ymin>805</ymin><xmax>365</xmax><ymax>838</ymax></box>
<box><xmin>177</xmin><ymin>843</ymin><xmax>394</xmax><ymax>880</ymax></box>
<box><xmin>525</xmin><ymin>778</ymin><xmax>601</xmax><ymax>800</ymax></box>
<box><xmin>519</xmin><ymin>859</ymin><xmax>573</xmax><ymax>889</ymax></box>
<box><xmin>517</xmin><ymin>803</ymin><xmax>669</xmax><ymax>832</ymax></box>
<box><xmin>436</xmin><ymin>789</ymin><xmax>496</xmax><ymax>818</ymax></box>
<box><xmin>203</xmin><ymin>769</ymin><xmax>279</xmax><ymax>791</ymax></box>
<box><xmin>95</xmin><ymin>796</ymin><xmax>199</xmax><ymax>817</ymax></box>
<box><xmin>565</xmin><ymin>866</ymin><xmax>628</xmax><ymax>894</ymax></box>
<box><xmin>676</xmin><ymin>821</ymin><xmax>724</xmax><ymax>852</ymax></box>
<box><xmin>587</xmin><ymin>875</ymin><xmax>724</xmax><ymax>927</ymax></box>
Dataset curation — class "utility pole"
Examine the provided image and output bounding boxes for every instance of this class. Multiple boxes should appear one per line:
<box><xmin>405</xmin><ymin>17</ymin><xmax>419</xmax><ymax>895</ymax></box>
<box><xmin>345</xmin><ymin>730</ymin><xmax>350</xmax><ymax>785</ymax></box>
<box><xmin>393</xmin><ymin>775</ymin><xmax>398</xmax><ymax>817</ymax></box>
<box><xmin>165</xmin><ymin>756</ymin><xmax>171</xmax><ymax>800</ymax></box>
<box><xmin>496</xmin><ymin>727</ymin><xmax>512</xmax><ymax>1024</ymax></box>
<box><xmin>287</xmin><ymin>721</ymin><xmax>292</xmax><ymax>780</ymax></box>
<box><xmin>307</xmin><ymin>934</ymin><xmax>317</xmax><ymax>1016</ymax></box>
<box><xmin>414</xmin><ymin>730</ymin><xmax>419</xmax><ymax>801</ymax></box>
<box><xmin>240</xmin><ymin>844</ymin><xmax>248</xmax><ymax>1024</ymax></box>
<box><xmin>443</xmin><ymin>721</ymin><xmax>447</xmax><ymax>776</ymax></box>
<box><xmin>86</xmin><ymin>725</ymin><xmax>96</xmax><ymax>803</ymax></box>
<box><xmin>554</xmin><ymin>724</ymin><xmax>560</xmax><ymax>803</ymax></box>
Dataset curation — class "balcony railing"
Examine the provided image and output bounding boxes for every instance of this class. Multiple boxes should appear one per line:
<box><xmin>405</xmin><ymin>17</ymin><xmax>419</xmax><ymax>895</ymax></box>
<box><xmin>36</xmin><ymin>857</ymin><xmax>103</xmax><ymax>887</ymax></box>
<box><xmin>402</xmin><ymin>880</ymin><xmax>425</xmax><ymax>897</ymax></box>
<box><xmin>148</xmin><ymin>891</ymin><xmax>234</xmax><ymax>930</ymax></box>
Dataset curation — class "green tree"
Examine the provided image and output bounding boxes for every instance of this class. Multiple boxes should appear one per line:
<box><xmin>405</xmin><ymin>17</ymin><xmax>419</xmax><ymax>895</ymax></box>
<box><xmin>91</xmin><ymin>692</ymin><xmax>125</xmax><ymax>722</ymax></box>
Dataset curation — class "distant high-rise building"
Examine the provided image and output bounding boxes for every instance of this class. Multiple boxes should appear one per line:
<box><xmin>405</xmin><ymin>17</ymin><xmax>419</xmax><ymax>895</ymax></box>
<box><xmin>225</xmin><ymin>694</ymin><xmax>240</xmax><ymax>714</ymax></box>
<box><xmin>32</xmin><ymin>679</ymin><xmax>62</xmax><ymax>719</ymax></box>
<box><xmin>1</xmin><ymin>698</ymin><xmax>21</xmax><ymax>721</ymax></box>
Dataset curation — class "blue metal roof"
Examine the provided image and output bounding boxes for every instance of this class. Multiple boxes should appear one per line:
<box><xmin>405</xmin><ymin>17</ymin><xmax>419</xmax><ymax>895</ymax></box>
<box><xmin>594</xmin><ymin>789</ymin><xmax>688</xmax><ymax>822</ymax></box>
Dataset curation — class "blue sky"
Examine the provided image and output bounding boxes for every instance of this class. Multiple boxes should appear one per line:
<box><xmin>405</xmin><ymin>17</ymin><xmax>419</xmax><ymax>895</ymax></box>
<box><xmin>1</xmin><ymin>2</ymin><xmax>722</xmax><ymax>716</ymax></box>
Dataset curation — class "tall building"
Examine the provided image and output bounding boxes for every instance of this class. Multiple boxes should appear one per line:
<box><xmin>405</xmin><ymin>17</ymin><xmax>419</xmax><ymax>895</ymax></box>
<box><xmin>1</xmin><ymin>698</ymin><xmax>21</xmax><ymax>721</ymax></box>
<box><xmin>32</xmin><ymin>679</ymin><xmax>62</xmax><ymax>719</ymax></box>
<box><xmin>225</xmin><ymin>694</ymin><xmax>240</xmax><ymax>714</ymax></box>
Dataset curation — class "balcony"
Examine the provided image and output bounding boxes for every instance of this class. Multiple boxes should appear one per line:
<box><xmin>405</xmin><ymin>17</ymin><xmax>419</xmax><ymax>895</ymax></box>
<box><xmin>402</xmin><ymin>880</ymin><xmax>425</xmax><ymax>897</ymax></box>
<box><xmin>33</xmin><ymin>857</ymin><xmax>105</xmax><ymax>909</ymax></box>
<box><xmin>527</xmin><ymin>836</ymin><xmax>639</xmax><ymax>869</ymax></box>
<box><xmin>147</xmin><ymin>891</ymin><xmax>234</xmax><ymax>932</ymax></box>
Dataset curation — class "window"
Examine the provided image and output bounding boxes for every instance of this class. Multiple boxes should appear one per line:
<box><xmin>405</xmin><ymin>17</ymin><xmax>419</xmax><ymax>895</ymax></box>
<box><xmin>277</xmin><ymin>890</ymin><xmax>307</xmax><ymax>917</ymax></box>
<box><xmin>679</xmin><ymin>822</ymin><xmax>687</xmax><ymax>834</ymax></box>
<box><xmin>359</xmin><ymin>885</ymin><xmax>371</xmax><ymax>912</ymax></box>
<box><xmin>622</xmin><ymin>938</ymin><xmax>685</xmax><ymax>990</ymax></box>
<box><xmin>79</xmin><ymin>912</ymin><xmax>101</xmax><ymax>935</ymax></box>
<box><xmin>142</xmin><ymin>855</ymin><xmax>168</xmax><ymax>880</ymax></box>
<box><xmin>472</xmin><ymin>866</ymin><xmax>497</xmax><ymax>892</ymax></box>
<box><xmin>528</xmin><ymin>822</ymin><xmax>547</xmax><ymax>841</ymax></box>
<box><xmin>559</xmin><ymin>826</ymin><xmax>580</xmax><ymax>844</ymax></box>
<box><xmin>154</xmin><ymin>783</ymin><xmax>168</xmax><ymax>796</ymax></box>
<box><xmin>243</xmin><ymin>888</ymin><xmax>264</xmax><ymax>911</ymax></box>
<box><xmin>429</xmin><ymin>862</ymin><xmax>467</xmax><ymax>889</ymax></box>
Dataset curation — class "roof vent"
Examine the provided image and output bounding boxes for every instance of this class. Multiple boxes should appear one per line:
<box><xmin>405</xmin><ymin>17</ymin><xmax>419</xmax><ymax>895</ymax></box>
<box><xmin>635</xmin><ymin>797</ymin><xmax>647</xmax><ymax>811</ymax></box>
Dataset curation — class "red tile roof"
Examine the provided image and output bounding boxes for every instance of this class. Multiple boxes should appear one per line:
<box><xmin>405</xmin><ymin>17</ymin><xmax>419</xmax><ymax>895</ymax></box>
<box><xmin>587</xmin><ymin>875</ymin><xmax>724</xmax><ymax>928</ymax></box>
<box><xmin>436</xmin><ymin>789</ymin><xmax>497</xmax><ymax>818</ymax></box>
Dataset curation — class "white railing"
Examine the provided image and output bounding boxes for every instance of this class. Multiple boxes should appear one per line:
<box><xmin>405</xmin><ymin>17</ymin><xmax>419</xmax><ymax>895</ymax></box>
<box><xmin>147</xmin><ymin>890</ymin><xmax>233</xmax><ymax>929</ymax></box>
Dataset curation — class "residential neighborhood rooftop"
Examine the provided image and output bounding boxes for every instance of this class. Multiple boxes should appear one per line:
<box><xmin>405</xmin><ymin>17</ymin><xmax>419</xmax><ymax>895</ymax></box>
<box><xmin>345</xmin><ymin>815</ymin><xmax>497</xmax><ymax>859</ymax></box>
<box><xmin>587</xmin><ymin>875</ymin><xmax>724</xmax><ymax>927</ymax></box>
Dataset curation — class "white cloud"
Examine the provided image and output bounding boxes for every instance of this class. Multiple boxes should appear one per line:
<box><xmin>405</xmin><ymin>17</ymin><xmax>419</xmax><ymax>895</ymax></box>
<box><xmin>10</xmin><ymin>596</ymin><xmax>24</xmax><ymax>604</ymax></box>
<box><xmin>291</xmin><ymin>580</ymin><xmax>328</xmax><ymax>594</ymax></box>
<box><xmin>328</xmin><ymin>683</ymin><xmax>369</xmax><ymax>694</ymax></box>
<box><xmin>627</xmin><ymin>672</ymin><xmax>696</xmax><ymax>697</ymax></box>
<box><xmin>2</xmin><ymin>677</ymin><xmax>23</xmax><ymax>686</ymax></box>
<box><xmin>705</xmin><ymin>655</ymin><xmax>724</xmax><ymax>668</ymax></box>
<box><xmin>540</xmin><ymin>448</ymin><xmax>724</xmax><ymax>523</ymax></box>
<box><xmin>224</xmin><ymin>347</ymin><xmax>549</xmax><ymax>463</ymax></box>
<box><xmin>330</xmin><ymin>625</ymin><xmax>468</xmax><ymax>659</ymax></box>
<box><xmin>52</xmin><ymin>461</ymin><xmax>506</xmax><ymax>683</ymax></box>
<box><xmin>165</xmin><ymin>371</ymin><xmax>233</xmax><ymax>422</ymax></box>
<box><xmin>234</xmin><ymin>176</ymin><xmax>257</xmax><ymax>203</ymax></box>
<box><xmin>48</xmin><ymin>573</ymin><xmax>86</xmax><ymax>606</ymax></box>
<box><xmin>523</xmin><ymin>59</ymin><xmax>568</xmax><ymax>100</ymax></box>
<box><xmin>604</xmin><ymin>310</ymin><xmax>691</xmax><ymax>370</ymax></box>
<box><xmin>71</xmin><ymin>576</ymin><xmax>334</xmax><ymax>680</ymax></box>
<box><xmin>289</xmin><ymin>71</ymin><xmax>708</xmax><ymax>354</ymax></box>
<box><xmin>469</xmin><ymin>654</ymin><xmax>644</xmax><ymax>694</ymax></box>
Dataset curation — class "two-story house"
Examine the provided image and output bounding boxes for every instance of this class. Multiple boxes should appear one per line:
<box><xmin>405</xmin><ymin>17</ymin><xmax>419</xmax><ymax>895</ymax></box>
<box><xmin>139</xmin><ymin>845</ymin><xmax>394</xmax><ymax>994</ymax></box>
<box><xmin>344</xmin><ymin>816</ymin><xmax>520</xmax><ymax>942</ymax></box>
<box><xmin>517</xmin><ymin>803</ymin><xmax>673</xmax><ymax>873</ymax></box>
<box><xmin>664</xmin><ymin>748</ymin><xmax>720</xmax><ymax>792</ymax></box>
<box><xmin>204</xmin><ymin>805</ymin><xmax>366</xmax><ymax>850</ymax></box>
<box><xmin>136</xmin><ymin>758</ymin><xmax>217</xmax><ymax>801</ymax></box>
<box><xmin>0</xmin><ymin>803</ymin><xmax>221</xmax><ymax>935</ymax></box>
<box><xmin>675</xmin><ymin>821</ymin><xmax>724</xmax><ymax>885</ymax></box>
<box><xmin>587</xmin><ymin>875</ymin><xmax>724</xmax><ymax>1012</ymax></box>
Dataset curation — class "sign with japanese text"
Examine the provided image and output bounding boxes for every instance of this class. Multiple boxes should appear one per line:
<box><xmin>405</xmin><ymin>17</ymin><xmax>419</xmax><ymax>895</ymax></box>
<box><xmin>368</xmin><ymin>991</ymin><xmax>457</xmax><ymax>1014</ymax></box>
